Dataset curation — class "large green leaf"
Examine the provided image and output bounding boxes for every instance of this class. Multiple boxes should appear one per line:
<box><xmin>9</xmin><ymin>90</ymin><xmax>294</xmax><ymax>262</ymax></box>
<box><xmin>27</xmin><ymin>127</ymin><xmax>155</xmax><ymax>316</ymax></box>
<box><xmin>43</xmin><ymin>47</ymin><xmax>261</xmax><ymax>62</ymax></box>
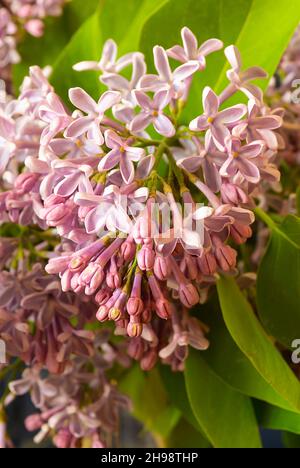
<box><xmin>199</xmin><ymin>300</ymin><xmax>296</xmax><ymax>412</ymax></box>
<box><xmin>139</xmin><ymin>0</ymin><xmax>300</xmax><ymax>119</ymax></box>
<box><xmin>255</xmin><ymin>401</ymin><xmax>300</xmax><ymax>435</ymax></box>
<box><xmin>257</xmin><ymin>215</ymin><xmax>300</xmax><ymax>347</ymax></box>
<box><xmin>160</xmin><ymin>365</ymin><xmax>202</xmax><ymax>432</ymax></box>
<box><xmin>50</xmin><ymin>9</ymin><xmax>103</xmax><ymax>102</ymax></box>
<box><xmin>165</xmin><ymin>418</ymin><xmax>211</xmax><ymax>448</ymax></box>
<box><xmin>282</xmin><ymin>431</ymin><xmax>300</xmax><ymax>448</ymax></box>
<box><xmin>50</xmin><ymin>0</ymin><xmax>169</xmax><ymax>102</ymax></box>
<box><xmin>217</xmin><ymin>276</ymin><xmax>300</xmax><ymax>413</ymax></box>
<box><xmin>12</xmin><ymin>0</ymin><xmax>100</xmax><ymax>91</ymax></box>
<box><xmin>185</xmin><ymin>349</ymin><xmax>262</xmax><ymax>448</ymax></box>
<box><xmin>119</xmin><ymin>364</ymin><xmax>180</xmax><ymax>439</ymax></box>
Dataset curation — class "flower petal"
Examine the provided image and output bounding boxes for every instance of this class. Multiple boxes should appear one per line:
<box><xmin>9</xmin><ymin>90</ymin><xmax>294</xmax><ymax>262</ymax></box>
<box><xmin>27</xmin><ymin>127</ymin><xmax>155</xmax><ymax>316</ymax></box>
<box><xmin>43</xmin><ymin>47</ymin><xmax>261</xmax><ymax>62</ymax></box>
<box><xmin>153</xmin><ymin>46</ymin><xmax>172</xmax><ymax>81</ymax></box>
<box><xmin>167</xmin><ymin>45</ymin><xmax>186</xmax><ymax>63</ymax></box>
<box><xmin>64</xmin><ymin>116</ymin><xmax>93</xmax><ymax>139</ymax></box>
<box><xmin>133</xmin><ymin>90</ymin><xmax>152</xmax><ymax>110</ymax></box>
<box><xmin>198</xmin><ymin>38</ymin><xmax>223</xmax><ymax>56</ymax></box>
<box><xmin>181</xmin><ymin>26</ymin><xmax>198</xmax><ymax>58</ymax></box>
<box><xmin>120</xmin><ymin>157</ymin><xmax>135</xmax><ymax>184</ymax></box>
<box><xmin>130</xmin><ymin>112</ymin><xmax>152</xmax><ymax>133</ymax></box>
<box><xmin>68</xmin><ymin>87</ymin><xmax>98</xmax><ymax>114</ymax></box>
<box><xmin>98</xmin><ymin>148</ymin><xmax>120</xmax><ymax>171</ymax></box>
<box><xmin>217</xmin><ymin>104</ymin><xmax>247</xmax><ymax>123</ymax></box>
<box><xmin>153</xmin><ymin>114</ymin><xmax>175</xmax><ymax>137</ymax></box>
<box><xmin>225</xmin><ymin>45</ymin><xmax>242</xmax><ymax>70</ymax></box>
<box><xmin>100</xmin><ymin>74</ymin><xmax>130</xmax><ymax>92</ymax></box>
<box><xmin>173</xmin><ymin>61</ymin><xmax>199</xmax><ymax>81</ymax></box>
<box><xmin>202</xmin><ymin>86</ymin><xmax>219</xmax><ymax>116</ymax></box>
<box><xmin>238</xmin><ymin>158</ymin><xmax>260</xmax><ymax>183</ymax></box>
<box><xmin>98</xmin><ymin>90</ymin><xmax>121</xmax><ymax>112</ymax></box>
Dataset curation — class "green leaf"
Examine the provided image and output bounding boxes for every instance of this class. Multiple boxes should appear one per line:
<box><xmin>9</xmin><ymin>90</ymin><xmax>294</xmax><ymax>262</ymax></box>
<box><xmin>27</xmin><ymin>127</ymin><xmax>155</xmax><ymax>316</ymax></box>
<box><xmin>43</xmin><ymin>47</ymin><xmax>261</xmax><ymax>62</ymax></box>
<box><xmin>255</xmin><ymin>401</ymin><xmax>300</xmax><ymax>435</ymax></box>
<box><xmin>185</xmin><ymin>349</ymin><xmax>262</xmax><ymax>448</ymax></box>
<box><xmin>217</xmin><ymin>275</ymin><xmax>300</xmax><ymax>413</ymax></box>
<box><xmin>119</xmin><ymin>364</ymin><xmax>180</xmax><ymax>438</ymax></box>
<box><xmin>165</xmin><ymin>418</ymin><xmax>211</xmax><ymax>448</ymax></box>
<box><xmin>199</xmin><ymin>300</ymin><xmax>296</xmax><ymax>412</ymax></box>
<box><xmin>257</xmin><ymin>215</ymin><xmax>300</xmax><ymax>347</ymax></box>
<box><xmin>140</xmin><ymin>0</ymin><xmax>300</xmax><ymax>119</ymax></box>
<box><xmin>282</xmin><ymin>431</ymin><xmax>300</xmax><ymax>448</ymax></box>
<box><xmin>214</xmin><ymin>0</ymin><xmax>300</xmax><ymax>93</ymax></box>
<box><xmin>159</xmin><ymin>365</ymin><xmax>202</xmax><ymax>432</ymax></box>
<box><xmin>12</xmin><ymin>0</ymin><xmax>100</xmax><ymax>91</ymax></box>
<box><xmin>50</xmin><ymin>9</ymin><xmax>103</xmax><ymax>102</ymax></box>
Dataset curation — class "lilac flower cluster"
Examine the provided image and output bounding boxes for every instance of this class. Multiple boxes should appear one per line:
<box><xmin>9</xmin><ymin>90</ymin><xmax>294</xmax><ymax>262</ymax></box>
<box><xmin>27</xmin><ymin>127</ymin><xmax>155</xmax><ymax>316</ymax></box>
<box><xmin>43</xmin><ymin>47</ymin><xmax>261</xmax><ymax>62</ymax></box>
<box><xmin>0</xmin><ymin>28</ymin><xmax>283</xmax><ymax>360</ymax></box>
<box><xmin>0</xmin><ymin>0</ymin><xmax>66</xmax><ymax>79</ymax></box>
<box><xmin>8</xmin><ymin>336</ymin><xmax>130</xmax><ymax>448</ymax></box>
<box><xmin>0</xmin><ymin>24</ymin><xmax>288</xmax><ymax>449</ymax></box>
<box><xmin>0</xmin><ymin>235</ymin><xmax>131</xmax><ymax>448</ymax></box>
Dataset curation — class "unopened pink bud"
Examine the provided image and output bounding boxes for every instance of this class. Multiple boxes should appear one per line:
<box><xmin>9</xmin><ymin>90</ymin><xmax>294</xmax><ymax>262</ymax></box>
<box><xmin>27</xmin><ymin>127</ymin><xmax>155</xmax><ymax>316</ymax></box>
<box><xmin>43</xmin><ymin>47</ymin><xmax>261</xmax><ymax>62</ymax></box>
<box><xmin>214</xmin><ymin>243</ymin><xmax>237</xmax><ymax>272</ymax></box>
<box><xmin>109</xmin><ymin>292</ymin><xmax>127</xmax><ymax>321</ymax></box>
<box><xmin>44</xmin><ymin>194</ymin><xmax>66</xmax><ymax>208</ymax></box>
<box><xmin>141</xmin><ymin>350</ymin><xmax>157</xmax><ymax>371</ymax></box>
<box><xmin>179</xmin><ymin>283</ymin><xmax>199</xmax><ymax>308</ymax></box>
<box><xmin>182</xmin><ymin>256</ymin><xmax>198</xmax><ymax>281</ymax></box>
<box><xmin>25</xmin><ymin>19</ymin><xmax>44</xmax><ymax>37</ymax></box>
<box><xmin>97</xmin><ymin>289</ymin><xmax>121</xmax><ymax>321</ymax></box>
<box><xmin>156</xmin><ymin>298</ymin><xmax>171</xmax><ymax>319</ymax></box>
<box><xmin>19</xmin><ymin>5</ymin><xmax>33</xmax><ymax>18</ymax></box>
<box><xmin>53</xmin><ymin>429</ymin><xmax>72</xmax><ymax>449</ymax></box>
<box><xmin>137</xmin><ymin>245</ymin><xmax>155</xmax><ymax>271</ymax></box>
<box><xmin>154</xmin><ymin>256</ymin><xmax>170</xmax><ymax>280</ymax></box>
<box><xmin>25</xmin><ymin>414</ymin><xmax>43</xmax><ymax>432</ymax></box>
<box><xmin>127</xmin><ymin>297</ymin><xmax>143</xmax><ymax>316</ymax></box>
<box><xmin>127</xmin><ymin>338</ymin><xmax>144</xmax><ymax>360</ymax></box>
<box><xmin>106</xmin><ymin>272</ymin><xmax>121</xmax><ymax>289</ymax></box>
<box><xmin>15</xmin><ymin>173</ymin><xmax>39</xmax><ymax>192</ymax></box>
<box><xmin>120</xmin><ymin>238</ymin><xmax>136</xmax><ymax>261</ymax></box>
<box><xmin>95</xmin><ymin>288</ymin><xmax>111</xmax><ymax>305</ymax></box>
<box><xmin>96</xmin><ymin>305</ymin><xmax>109</xmax><ymax>322</ymax></box>
<box><xmin>231</xmin><ymin>223</ymin><xmax>252</xmax><ymax>244</ymax></box>
<box><xmin>141</xmin><ymin>308</ymin><xmax>152</xmax><ymax>323</ymax></box>
<box><xmin>197</xmin><ymin>251</ymin><xmax>217</xmax><ymax>276</ymax></box>
<box><xmin>127</xmin><ymin>317</ymin><xmax>143</xmax><ymax>337</ymax></box>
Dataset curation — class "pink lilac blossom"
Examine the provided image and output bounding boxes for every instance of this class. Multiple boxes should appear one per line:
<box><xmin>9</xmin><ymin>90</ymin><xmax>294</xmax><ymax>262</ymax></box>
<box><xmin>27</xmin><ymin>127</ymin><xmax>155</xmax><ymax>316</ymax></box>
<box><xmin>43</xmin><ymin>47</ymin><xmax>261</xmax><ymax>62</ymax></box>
<box><xmin>0</xmin><ymin>28</ymin><xmax>286</xmax><ymax>448</ymax></box>
<box><xmin>0</xmin><ymin>27</ymin><xmax>282</xmax><ymax>350</ymax></box>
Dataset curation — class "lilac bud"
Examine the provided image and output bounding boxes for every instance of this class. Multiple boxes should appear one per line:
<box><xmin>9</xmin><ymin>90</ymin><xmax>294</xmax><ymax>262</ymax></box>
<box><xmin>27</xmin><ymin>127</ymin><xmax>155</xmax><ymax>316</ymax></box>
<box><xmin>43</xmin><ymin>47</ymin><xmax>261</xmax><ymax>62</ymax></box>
<box><xmin>25</xmin><ymin>414</ymin><xmax>43</xmax><ymax>432</ymax></box>
<box><xmin>127</xmin><ymin>317</ymin><xmax>143</xmax><ymax>337</ymax></box>
<box><xmin>127</xmin><ymin>297</ymin><xmax>143</xmax><ymax>316</ymax></box>
<box><xmin>53</xmin><ymin>429</ymin><xmax>72</xmax><ymax>449</ymax></box>
<box><xmin>141</xmin><ymin>350</ymin><xmax>158</xmax><ymax>371</ymax></box>
<box><xmin>154</xmin><ymin>256</ymin><xmax>170</xmax><ymax>280</ymax></box>
<box><xmin>197</xmin><ymin>251</ymin><xmax>217</xmax><ymax>276</ymax></box>
<box><xmin>25</xmin><ymin>19</ymin><xmax>44</xmax><ymax>38</ymax></box>
<box><xmin>15</xmin><ymin>173</ymin><xmax>39</xmax><ymax>192</ymax></box>
<box><xmin>120</xmin><ymin>237</ymin><xmax>136</xmax><ymax>262</ymax></box>
<box><xmin>156</xmin><ymin>298</ymin><xmax>171</xmax><ymax>319</ymax></box>
<box><xmin>179</xmin><ymin>283</ymin><xmax>199</xmax><ymax>308</ymax></box>
<box><xmin>137</xmin><ymin>245</ymin><xmax>155</xmax><ymax>271</ymax></box>
<box><xmin>214</xmin><ymin>242</ymin><xmax>237</xmax><ymax>272</ymax></box>
<box><xmin>231</xmin><ymin>223</ymin><xmax>252</xmax><ymax>245</ymax></box>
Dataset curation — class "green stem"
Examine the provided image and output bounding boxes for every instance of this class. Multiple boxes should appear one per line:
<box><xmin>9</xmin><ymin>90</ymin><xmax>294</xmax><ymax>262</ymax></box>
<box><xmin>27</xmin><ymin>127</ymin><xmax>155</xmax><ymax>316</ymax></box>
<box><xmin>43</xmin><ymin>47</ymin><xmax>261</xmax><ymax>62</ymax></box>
<box><xmin>135</xmin><ymin>137</ymin><xmax>162</xmax><ymax>147</ymax></box>
<box><xmin>152</xmin><ymin>142</ymin><xmax>167</xmax><ymax>171</ymax></box>
<box><xmin>164</xmin><ymin>147</ymin><xmax>187</xmax><ymax>190</ymax></box>
<box><xmin>254</xmin><ymin>207</ymin><xmax>277</xmax><ymax>230</ymax></box>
